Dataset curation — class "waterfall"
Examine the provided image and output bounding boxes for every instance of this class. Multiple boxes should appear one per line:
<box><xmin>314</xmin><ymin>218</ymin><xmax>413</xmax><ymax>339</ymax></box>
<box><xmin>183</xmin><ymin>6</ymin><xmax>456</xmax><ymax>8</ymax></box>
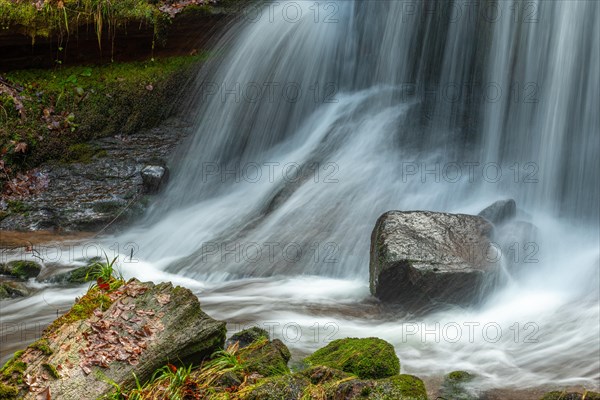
<box><xmin>3</xmin><ymin>0</ymin><xmax>596</xmax><ymax>390</ymax></box>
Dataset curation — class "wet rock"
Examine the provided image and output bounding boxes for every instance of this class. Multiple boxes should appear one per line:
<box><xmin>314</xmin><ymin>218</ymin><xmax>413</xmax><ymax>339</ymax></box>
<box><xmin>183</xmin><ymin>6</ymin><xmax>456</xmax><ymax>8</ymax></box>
<box><xmin>227</xmin><ymin>327</ymin><xmax>270</xmax><ymax>348</ymax></box>
<box><xmin>0</xmin><ymin>119</ymin><xmax>190</xmax><ymax>232</ymax></box>
<box><xmin>224</xmin><ymin>327</ymin><xmax>291</xmax><ymax>378</ymax></box>
<box><xmin>141</xmin><ymin>165</ymin><xmax>169</xmax><ymax>194</ymax></box>
<box><xmin>0</xmin><ymin>281</ymin><xmax>32</xmax><ymax>299</ymax></box>
<box><xmin>0</xmin><ymin>260</ymin><xmax>42</xmax><ymax>280</ymax></box>
<box><xmin>304</xmin><ymin>337</ymin><xmax>400</xmax><ymax>379</ymax></box>
<box><xmin>299</xmin><ymin>365</ymin><xmax>351</xmax><ymax>384</ymax></box>
<box><xmin>240</xmin><ymin>374</ymin><xmax>310</xmax><ymax>400</ymax></box>
<box><xmin>439</xmin><ymin>370</ymin><xmax>478</xmax><ymax>400</ymax></box>
<box><xmin>44</xmin><ymin>264</ymin><xmax>101</xmax><ymax>284</ymax></box>
<box><xmin>0</xmin><ymin>279</ymin><xmax>226</xmax><ymax>400</ymax></box>
<box><xmin>478</xmin><ymin>199</ymin><xmax>516</xmax><ymax>225</ymax></box>
<box><xmin>332</xmin><ymin>374</ymin><xmax>427</xmax><ymax>400</ymax></box>
<box><xmin>238</xmin><ymin>338</ymin><xmax>291</xmax><ymax>377</ymax></box>
<box><xmin>540</xmin><ymin>391</ymin><xmax>600</xmax><ymax>400</ymax></box>
<box><xmin>370</xmin><ymin>211</ymin><xmax>497</xmax><ymax>308</ymax></box>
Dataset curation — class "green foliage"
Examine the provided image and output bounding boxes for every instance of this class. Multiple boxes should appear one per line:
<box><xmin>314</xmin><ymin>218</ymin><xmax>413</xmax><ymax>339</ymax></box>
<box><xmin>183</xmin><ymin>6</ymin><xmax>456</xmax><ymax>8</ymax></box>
<box><xmin>0</xmin><ymin>0</ymin><xmax>160</xmax><ymax>46</ymax></box>
<box><xmin>0</xmin><ymin>55</ymin><xmax>203</xmax><ymax>173</ymax></box>
<box><xmin>304</xmin><ymin>337</ymin><xmax>400</xmax><ymax>380</ymax></box>
<box><xmin>86</xmin><ymin>253</ymin><xmax>124</xmax><ymax>289</ymax></box>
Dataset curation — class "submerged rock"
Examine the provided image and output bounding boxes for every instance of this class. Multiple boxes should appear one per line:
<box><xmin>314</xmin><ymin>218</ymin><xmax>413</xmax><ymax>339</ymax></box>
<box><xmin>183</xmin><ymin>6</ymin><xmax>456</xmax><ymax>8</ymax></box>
<box><xmin>304</xmin><ymin>337</ymin><xmax>400</xmax><ymax>379</ymax></box>
<box><xmin>0</xmin><ymin>281</ymin><xmax>32</xmax><ymax>299</ymax></box>
<box><xmin>478</xmin><ymin>199</ymin><xmax>516</xmax><ymax>225</ymax></box>
<box><xmin>370</xmin><ymin>211</ymin><xmax>497</xmax><ymax>308</ymax></box>
<box><xmin>439</xmin><ymin>370</ymin><xmax>478</xmax><ymax>400</ymax></box>
<box><xmin>0</xmin><ymin>279</ymin><xmax>226</xmax><ymax>400</ymax></box>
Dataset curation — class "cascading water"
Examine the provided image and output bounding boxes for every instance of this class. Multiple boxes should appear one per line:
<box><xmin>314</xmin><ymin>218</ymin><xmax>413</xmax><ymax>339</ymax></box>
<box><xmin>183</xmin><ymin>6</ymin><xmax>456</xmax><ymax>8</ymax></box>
<box><xmin>2</xmin><ymin>0</ymin><xmax>598</xmax><ymax>391</ymax></box>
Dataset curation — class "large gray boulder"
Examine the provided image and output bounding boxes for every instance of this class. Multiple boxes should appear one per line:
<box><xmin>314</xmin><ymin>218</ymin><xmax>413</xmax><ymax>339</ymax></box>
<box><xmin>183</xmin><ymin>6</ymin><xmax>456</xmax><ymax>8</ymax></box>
<box><xmin>370</xmin><ymin>211</ymin><xmax>497</xmax><ymax>308</ymax></box>
<box><xmin>0</xmin><ymin>279</ymin><xmax>226</xmax><ymax>400</ymax></box>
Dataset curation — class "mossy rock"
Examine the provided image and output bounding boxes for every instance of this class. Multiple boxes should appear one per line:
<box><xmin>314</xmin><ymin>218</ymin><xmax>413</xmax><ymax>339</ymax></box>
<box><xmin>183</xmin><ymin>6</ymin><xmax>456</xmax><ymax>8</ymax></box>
<box><xmin>0</xmin><ymin>382</ymin><xmax>18</xmax><ymax>399</ymax></box>
<box><xmin>541</xmin><ymin>391</ymin><xmax>600</xmax><ymax>400</ymax></box>
<box><xmin>228</xmin><ymin>327</ymin><xmax>270</xmax><ymax>348</ymax></box>
<box><xmin>239</xmin><ymin>338</ymin><xmax>291</xmax><ymax>377</ymax></box>
<box><xmin>49</xmin><ymin>264</ymin><xmax>102</xmax><ymax>284</ymax></box>
<box><xmin>299</xmin><ymin>365</ymin><xmax>351</xmax><ymax>385</ymax></box>
<box><xmin>0</xmin><ymin>281</ymin><xmax>31</xmax><ymax>299</ymax></box>
<box><xmin>239</xmin><ymin>374</ymin><xmax>310</xmax><ymax>400</ymax></box>
<box><xmin>1</xmin><ymin>261</ymin><xmax>41</xmax><ymax>280</ymax></box>
<box><xmin>304</xmin><ymin>337</ymin><xmax>400</xmax><ymax>379</ymax></box>
<box><xmin>329</xmin><ymin>374</ymin><xmax>427</xmax><ymax>400</ymax></box>
<box><xmin>439</xmin><ymin>370</ymin><xmax>477</xmax><ymax>400</ymax></box>
<box><xmin>0</xmin><ymin>350</ymin><xmax>27</xmax><ymax>389</ymax></box>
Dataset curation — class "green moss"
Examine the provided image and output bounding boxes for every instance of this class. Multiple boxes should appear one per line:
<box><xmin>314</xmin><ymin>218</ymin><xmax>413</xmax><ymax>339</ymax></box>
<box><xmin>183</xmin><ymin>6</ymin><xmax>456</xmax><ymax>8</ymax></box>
<box><xmin>229</xmin><ymin>327</ymin><xmax>270</xmax><ymax>348</ymax></box>
<box><xmin>377</xmin><ymin>374</ymin><xmax>427</xmax><ymax>399</ymax></box>
<box><xmin>61</xmin><ymin>143</ymin><xmax>104</xmax><ymax>163</ymax></box>
<box><xmin>1</xmin><ymin>54</ymin><xmax>204</xmax><ymax>173</ymax></box>
<box><xmin>0</xmin><ymin>0</ymin><xmax>159</xmax><ymax>43</ymax></box>
<box><xmin>6</xmin><ymin>201</ymin><xmax>28</xmax><ymax>214</ymax></box>
<box><xmin>446</xmin><ymin>370</ymin><xmax>475</xmax><ymax>383</ymax></box>
<box><xmin>239</xmin><ymin>374</ymin><xmax>310</xmax><ymax>400</ymax></box>
<box><xmin>541</xmin><ymin>392</ymin><xmax>600</xmax><ymax>400</ymax></box>
<box><xmin>4</xmin><ymin>260</ymin><xmax>41</xmax><ymax>279</ymax></box>
<box><xmin>29</xmin><ymin>339</ymin><xmax>53</xmax><ymax>356</ymax></box>
<box><xmin>42</xmin><ymin>363</ymin><xmax>60</xmax><ymax>379</ymax></box>
<box><xmin>238</xmin><ymin>338</ymin><xmax>290</xmax><ymax>377</ymax></box>
<box><xmin>0</xmin><ymin>382</ymin><xmax>18</xmax><ymax>399</ymax></box>
<box><xmin>304</xmin><ymin>337</ymin><xmax>400</xmax><ymax>379</ymax></box>
<box><xmin>44</xmin><ymin>286</ymin><xmax>113</xmax><ymax>335</ymax></box>
<box><xmin>0</xmin><ymin>351</ymin><xmax>26</xmax><ymax>386</ymax></box>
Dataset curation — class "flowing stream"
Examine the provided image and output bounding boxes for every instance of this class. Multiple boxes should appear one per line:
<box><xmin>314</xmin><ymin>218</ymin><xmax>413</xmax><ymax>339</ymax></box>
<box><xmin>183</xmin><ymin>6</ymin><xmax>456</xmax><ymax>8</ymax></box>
<box><xmin>1</xmin><ymin>0</ymin><xmax>599</xmax><ymax>391</ymax></box>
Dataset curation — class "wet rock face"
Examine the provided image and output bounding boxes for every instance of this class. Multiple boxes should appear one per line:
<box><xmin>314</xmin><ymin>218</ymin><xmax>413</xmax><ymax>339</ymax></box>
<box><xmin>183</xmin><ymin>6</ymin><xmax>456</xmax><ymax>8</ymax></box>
<box><xmin>0</xmin><ymin>119</ymin><xmax>190</xmax><ymax>232</ymax></box>
<box><xmin>478</xmin><ymin>199</ymin><xmax>516</xmax><ymax>225</ymax></box>
<box><xmin>141</xmin><ymin>165</ymin><xmax>169</xmax><ymax>194</ymax></box>
<box><xmin>370</xmin><ymin>211</ymin><xmax>497</xmax><ymax>309</ymax></box>
<box><xmin>0</xmin><ymin>279</ymin><xmax>226</xmax><ymax>400</ymax></box>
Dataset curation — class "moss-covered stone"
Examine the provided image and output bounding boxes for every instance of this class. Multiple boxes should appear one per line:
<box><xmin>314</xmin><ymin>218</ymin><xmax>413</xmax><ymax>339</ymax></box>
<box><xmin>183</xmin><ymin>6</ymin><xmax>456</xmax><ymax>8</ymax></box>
<box><xmin>228</xmin><ymin>327</ymin><xmax>270</xmax><ymax>348</ymax></box>
<box><xmin>42</xmin><ymin>363</ymin><xmax>60</xmax><ymax>379</ymax></box>
<box><xmin>238</xmin><ymin>338</ymin><xmax>291</xmax><ymax>377</ymax></box>
<box><xmin>299</xmin><ymin>365</ymin><xmax>351</xmax><ymax>385</ymax></box>
<box><xmin>328</xmin><ymin>375</ymin><xmax>427</xmax><ymax>400</ymax></box>
<box><xmin>0</xmin><ymin>382</ymin><xmax>18</xmax><ymax>399</ymax></box>
<box><xmin>44</xmin><ymin>286</ymin><xmax>113</xmax><ymax>335</ymax></box>
<box><xmin>540</xmin><ymin>391</ymin><xmax>600</xmax><ymax>400</ymax></box>
<box><xmin>238</xmin><ymin>374</ymin><xmax>310</xmax><ymax>400</ymax></box>
<box><xmin>304</xmin><ymin>337</ymin><xmax>400</xmax><ymax>379</ymax></box>
<box><xmin>0</xmin><ymin>281</ymin><xmax>30</xmax><ymax>299</ymax></box>
<box><xmin>29</xmin><ymin>338</ymin><xmax>53</xmax><ymax>355</ymax></box>
<box><xmin>0</xmin><ymin>350</ymin><xmax>26</xmax><ymax>387</ymax></box>
<box><xmin>1</xmin><ymin>260</ymin><xmax>41</xmax><ymax>279</ymax></box>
